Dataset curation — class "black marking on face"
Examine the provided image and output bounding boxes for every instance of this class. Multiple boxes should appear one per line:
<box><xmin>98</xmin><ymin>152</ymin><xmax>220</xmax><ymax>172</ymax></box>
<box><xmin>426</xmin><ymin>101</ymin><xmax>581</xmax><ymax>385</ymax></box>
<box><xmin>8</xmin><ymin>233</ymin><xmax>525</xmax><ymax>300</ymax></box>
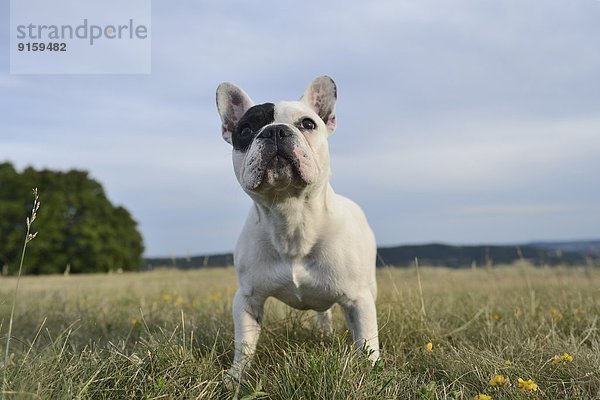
<box><xmin>232</xmin><ymin>103</ymin><xmax>275</xmax><ymax>152</ymax></box>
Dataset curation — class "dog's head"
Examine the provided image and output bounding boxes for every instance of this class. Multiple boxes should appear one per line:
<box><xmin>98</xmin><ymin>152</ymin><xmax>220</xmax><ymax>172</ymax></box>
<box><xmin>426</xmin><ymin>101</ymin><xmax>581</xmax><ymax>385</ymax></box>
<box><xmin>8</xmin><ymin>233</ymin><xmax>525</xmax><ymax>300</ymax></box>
<box><xmin>216</xmin><ymin>76</ymin><xmax>337</xmax><ymax>198</ymax></box>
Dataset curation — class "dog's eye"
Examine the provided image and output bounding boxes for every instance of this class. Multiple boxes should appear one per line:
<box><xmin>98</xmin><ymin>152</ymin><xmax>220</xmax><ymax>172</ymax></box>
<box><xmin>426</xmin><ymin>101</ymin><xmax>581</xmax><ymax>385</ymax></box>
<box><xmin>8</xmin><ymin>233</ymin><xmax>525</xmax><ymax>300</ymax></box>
<box><xmin>301</xmin><ymin>118</ymin><xmax>316</xmax><ymax>130</ymax></box>
<box><xmin>240</xmin><ymin>126</ymin><xmax>253</xmax><ymax>136</ymax></box>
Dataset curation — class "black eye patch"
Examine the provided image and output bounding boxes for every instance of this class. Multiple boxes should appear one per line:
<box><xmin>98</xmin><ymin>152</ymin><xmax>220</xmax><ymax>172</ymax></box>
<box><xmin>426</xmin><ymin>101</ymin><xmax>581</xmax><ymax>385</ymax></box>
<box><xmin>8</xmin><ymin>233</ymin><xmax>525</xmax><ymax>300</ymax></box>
<box><xmin>233</xmin><ymin>103</ymin><xmax>275</xmax><ymax>152</ymax></box>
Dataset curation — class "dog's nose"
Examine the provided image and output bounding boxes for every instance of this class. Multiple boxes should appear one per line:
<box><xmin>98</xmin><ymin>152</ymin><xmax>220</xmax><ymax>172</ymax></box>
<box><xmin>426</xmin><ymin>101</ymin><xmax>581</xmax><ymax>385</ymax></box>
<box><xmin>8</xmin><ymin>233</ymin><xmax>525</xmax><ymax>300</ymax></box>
<box><xmin>258</xmin><ymin>124</ymin><xmax>292</xmax><ymax>141</ymax></box>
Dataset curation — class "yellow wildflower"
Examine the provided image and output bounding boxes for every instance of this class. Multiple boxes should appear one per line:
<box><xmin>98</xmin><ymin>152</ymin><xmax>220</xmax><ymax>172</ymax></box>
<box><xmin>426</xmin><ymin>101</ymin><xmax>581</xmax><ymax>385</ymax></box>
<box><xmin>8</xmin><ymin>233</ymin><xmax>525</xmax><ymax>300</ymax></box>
<box><xmin>162</xmin><ymin>294</ymin><xmax>172</xmax><ymax>302</ymax></box>
<box><xmin>553</xmin><ymin>352</ymin><xmax>574</xmax><ymax>365</ymax></box>
<box><xmin>549</xmin><ymin>307</ymin><xmax>563</xmax><ymax>321</ymax></box>
<box><xmin>517</xmin><ymin>378</ymin><xmax>538</xmax><ymax>392</ymax></box>
<box><xmin>206</xmin><ymin>291</ymin><xmax>223</xmax><ymax>303</ymax></box>
<box><xmin>130</xmin><ymin>318</ymin><xmax>141</xmax><ymax>326</ymax></box>
<box><xmin>425</xmin><ymin>342</ymin><xmax>433</xmax><ymax>352</ymax></box>
<box><xmin>492</xmin><ymin>313</ymin><xmax>501</xmax><ymax>321</ymax></box>
<box><xmin>473</xmin><ymin>394</ymin><xmax>492</xmax><ymax>400</ymax></box>
<box><xmin>175</xmin><ymin>295</ymin><xmax>185</xmax><ymax>306</ymax></box>
<box><xmin>503</xmin><ymin>359</ymin><xmax>513</xmax><ymax>366</ymax></box>
<box><xmin>488</xmin><ymin>374</ymin><xmax>509</xmax><ymax>387</ymax></box>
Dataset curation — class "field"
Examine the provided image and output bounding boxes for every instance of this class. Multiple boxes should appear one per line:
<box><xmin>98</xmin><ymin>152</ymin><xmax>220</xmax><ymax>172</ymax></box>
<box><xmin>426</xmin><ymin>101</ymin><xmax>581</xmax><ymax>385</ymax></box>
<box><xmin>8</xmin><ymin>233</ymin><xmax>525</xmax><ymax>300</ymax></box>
<box><xmin>1</xmin><ymin>264</ymin><xmax>599</xmax><ymax>399</ymax></box>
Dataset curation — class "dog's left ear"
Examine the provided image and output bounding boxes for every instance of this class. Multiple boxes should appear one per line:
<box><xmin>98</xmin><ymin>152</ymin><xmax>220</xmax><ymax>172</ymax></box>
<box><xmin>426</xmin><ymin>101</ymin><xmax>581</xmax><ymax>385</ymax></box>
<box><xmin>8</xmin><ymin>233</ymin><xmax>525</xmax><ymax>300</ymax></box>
<box><xmin>301</xmin><ymin>76</ymin><xmax>337</xmax><ymax>133</ymax></box>
<box><xmin>216</xmin><ymin>82</ymin><xmax>255</xmax><ymax>145</ymax></box>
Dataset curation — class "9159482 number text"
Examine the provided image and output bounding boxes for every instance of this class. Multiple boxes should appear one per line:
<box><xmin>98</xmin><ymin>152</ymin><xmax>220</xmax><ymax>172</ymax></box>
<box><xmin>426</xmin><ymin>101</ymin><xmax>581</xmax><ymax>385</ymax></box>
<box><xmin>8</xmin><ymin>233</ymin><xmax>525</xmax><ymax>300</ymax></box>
<box><xmin>17</xmin><ymin>42</ymin><xmax>67</xmax><ymax>52</ymax></box>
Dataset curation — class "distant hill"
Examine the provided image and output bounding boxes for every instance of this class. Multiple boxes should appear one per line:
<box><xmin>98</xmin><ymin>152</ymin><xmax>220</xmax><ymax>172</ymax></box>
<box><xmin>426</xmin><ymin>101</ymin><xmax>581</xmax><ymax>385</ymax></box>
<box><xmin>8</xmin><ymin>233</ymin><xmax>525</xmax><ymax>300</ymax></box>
<box><xmin>144</xmin><ymin>240</ymin><xmax>597</xmax><ymax>270</ymax></box>
<box><xmin>144</xmin><ymin>253</ymin><xmax>234</xmax><ymax>270</ymax></box>
<box><xmin>527</xmin><ymin>240</ymin><xmax>600</xmax><ymax>258</ymax></box>
<box><xmin>376</xmin><ymin>243</ymin><xmax>586</xmax><ymax>268</ymax></box>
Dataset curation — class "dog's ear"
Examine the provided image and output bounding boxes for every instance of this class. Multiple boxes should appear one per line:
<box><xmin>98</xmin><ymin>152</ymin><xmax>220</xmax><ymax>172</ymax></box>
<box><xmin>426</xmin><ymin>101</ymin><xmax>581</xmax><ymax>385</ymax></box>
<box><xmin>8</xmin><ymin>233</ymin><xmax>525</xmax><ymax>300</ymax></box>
<box><xmin>300</xmin><ymin>76</ymin><xmax>337</xmax><ymax>133</ymax></box>
<box><xmin>216</xmin><ymin>83</ymin><xmax>254</xmax><ymax>144</ymax></box>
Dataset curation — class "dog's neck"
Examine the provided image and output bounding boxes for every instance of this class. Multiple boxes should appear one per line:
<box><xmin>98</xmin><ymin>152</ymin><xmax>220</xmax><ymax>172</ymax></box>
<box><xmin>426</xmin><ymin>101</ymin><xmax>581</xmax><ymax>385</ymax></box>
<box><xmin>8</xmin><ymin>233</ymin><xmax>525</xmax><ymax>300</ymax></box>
<box><xmin>252</xmin><ymin>182</ymin><xmax>334</xmax><ymax>258</ymax></box>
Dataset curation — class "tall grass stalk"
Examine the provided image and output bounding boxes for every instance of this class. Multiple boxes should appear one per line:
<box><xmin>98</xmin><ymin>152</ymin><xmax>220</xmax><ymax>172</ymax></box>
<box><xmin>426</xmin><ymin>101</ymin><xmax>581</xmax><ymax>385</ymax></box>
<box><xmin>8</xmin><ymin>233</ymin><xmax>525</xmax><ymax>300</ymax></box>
<box><xmin>3</xmin><ymin>189</ymin><xmax>40</xmax><ymax>375</ymax></box>
<box><xmin>414</xmin><ymin>257</ymin><xmax>427</xmax><ymax>319</ymax></box>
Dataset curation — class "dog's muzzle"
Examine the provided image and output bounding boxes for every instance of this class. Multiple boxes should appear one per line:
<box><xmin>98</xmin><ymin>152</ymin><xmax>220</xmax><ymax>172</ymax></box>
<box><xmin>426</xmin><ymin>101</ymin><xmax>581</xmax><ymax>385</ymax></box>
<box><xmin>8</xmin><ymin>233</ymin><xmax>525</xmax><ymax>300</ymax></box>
<box><xmin>257</xmin><ymin>124</ymin><xmax>293</xmax><ymax>146</ymax></box>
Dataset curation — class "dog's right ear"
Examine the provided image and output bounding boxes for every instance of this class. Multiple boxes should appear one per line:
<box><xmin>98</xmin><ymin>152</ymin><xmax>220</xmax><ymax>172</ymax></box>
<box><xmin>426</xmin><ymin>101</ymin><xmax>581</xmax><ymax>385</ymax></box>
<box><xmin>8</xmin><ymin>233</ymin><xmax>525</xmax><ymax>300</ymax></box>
<box><xmin>216</xmin><ymin>83</ymin><xmax>254</xmax><ymax>145</ymax></box>
<box><xmin>301</xmin><ymin>76</ymin><xmax>337</xmax><ymax>134</ymax></box>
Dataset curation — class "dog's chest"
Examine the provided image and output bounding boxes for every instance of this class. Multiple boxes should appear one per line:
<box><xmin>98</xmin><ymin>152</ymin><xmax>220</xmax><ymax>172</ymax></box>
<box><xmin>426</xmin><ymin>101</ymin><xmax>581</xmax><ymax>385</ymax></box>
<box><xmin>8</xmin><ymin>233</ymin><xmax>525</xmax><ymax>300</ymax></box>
<box><xmin>267</xmin><ymin>258</ymin><xmax>337</xmax><ymax>311</ymax></box>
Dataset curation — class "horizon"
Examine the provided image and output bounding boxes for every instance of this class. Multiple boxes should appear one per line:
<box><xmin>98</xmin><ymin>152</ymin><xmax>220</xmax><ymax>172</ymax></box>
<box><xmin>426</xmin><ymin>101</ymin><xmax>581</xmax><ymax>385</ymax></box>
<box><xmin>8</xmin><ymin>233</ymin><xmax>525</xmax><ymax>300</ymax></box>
<box><xmin>144</xmin><ymin>238</ymin><xmax>600</xmax><ymax>259</ymax></box>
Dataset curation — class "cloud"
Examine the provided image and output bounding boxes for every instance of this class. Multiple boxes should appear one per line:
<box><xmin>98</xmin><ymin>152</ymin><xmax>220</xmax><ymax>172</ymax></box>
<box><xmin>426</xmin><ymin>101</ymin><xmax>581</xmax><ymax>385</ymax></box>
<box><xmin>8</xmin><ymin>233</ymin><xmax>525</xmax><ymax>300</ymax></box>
<box><xmin>455</xmin><ymin>203</ymin><xmax>578</xmax><ymax>217</ymax></box>
<box><xmin>332</xmin><ymin>115</ymin><xmax>600</xmax><ymax>193</ymax></box>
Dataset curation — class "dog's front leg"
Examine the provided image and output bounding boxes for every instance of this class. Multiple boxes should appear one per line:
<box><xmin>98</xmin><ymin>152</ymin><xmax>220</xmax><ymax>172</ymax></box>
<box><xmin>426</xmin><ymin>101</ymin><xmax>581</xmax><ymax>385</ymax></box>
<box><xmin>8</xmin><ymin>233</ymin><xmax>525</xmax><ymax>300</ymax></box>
<box><xmin>228</xmin><ymin>289</ymin><xmax>265</xmax><ymax>382</ymax></box>
<box><xmin>341</xmin><ymin>294</ymin><xmax>380</xmax><ymax>363</ymax></box>
<box><xmin>316</xmin><ymin>308</ymin><xmax>333</xmax><ymax>336</ymax></box>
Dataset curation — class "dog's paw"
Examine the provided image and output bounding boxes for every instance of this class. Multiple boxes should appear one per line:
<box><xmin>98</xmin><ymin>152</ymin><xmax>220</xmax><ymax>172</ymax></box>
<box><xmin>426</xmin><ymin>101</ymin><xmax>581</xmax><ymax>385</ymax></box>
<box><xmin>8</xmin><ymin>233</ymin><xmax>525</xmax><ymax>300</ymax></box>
<box><xmin>222</xmin><ymin>367</ymin><xmax>242</xmax><ymax>391</ymax></box>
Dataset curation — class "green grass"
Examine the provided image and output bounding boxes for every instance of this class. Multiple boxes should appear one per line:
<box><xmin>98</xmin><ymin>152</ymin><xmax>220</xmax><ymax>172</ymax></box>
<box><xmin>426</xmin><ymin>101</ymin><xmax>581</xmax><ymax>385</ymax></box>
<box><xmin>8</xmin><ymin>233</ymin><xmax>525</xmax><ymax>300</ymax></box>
<box><xmin>1</xmin><ymin>264</ymin><xmax>599</xmax><ymax>399</ymax></box>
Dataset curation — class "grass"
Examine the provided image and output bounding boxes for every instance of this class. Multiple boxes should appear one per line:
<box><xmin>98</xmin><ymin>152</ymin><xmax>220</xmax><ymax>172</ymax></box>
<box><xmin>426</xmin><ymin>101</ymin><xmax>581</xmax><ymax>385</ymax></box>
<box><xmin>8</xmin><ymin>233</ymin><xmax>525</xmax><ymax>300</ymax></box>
<box><xmin>3</xmin><ymin>188</ymin><xmax>40</xmax><ymax>391</ymax></box>
<box><xmin>0</xmin><ymin>264</ymin><xmax>599</xmax><ymax>399</ymax></box>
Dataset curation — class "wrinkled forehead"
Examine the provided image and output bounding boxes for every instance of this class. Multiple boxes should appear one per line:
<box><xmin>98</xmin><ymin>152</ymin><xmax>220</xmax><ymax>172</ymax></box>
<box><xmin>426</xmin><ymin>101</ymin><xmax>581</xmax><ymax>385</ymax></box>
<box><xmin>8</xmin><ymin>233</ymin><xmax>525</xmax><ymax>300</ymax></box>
<box><xmin>273</xmin><ymin>101</ymin><xmax>318</xmax><ymax>123</ymax></box>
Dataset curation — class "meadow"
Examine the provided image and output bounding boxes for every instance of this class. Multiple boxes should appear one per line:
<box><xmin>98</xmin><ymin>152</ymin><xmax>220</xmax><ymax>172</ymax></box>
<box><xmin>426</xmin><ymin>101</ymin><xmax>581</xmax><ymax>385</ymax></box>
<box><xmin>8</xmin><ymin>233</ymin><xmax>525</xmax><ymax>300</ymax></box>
<box><xmin>0</xmin><ymin>264</ymin><xmax>598</xmax><ymax>399</ymax></box>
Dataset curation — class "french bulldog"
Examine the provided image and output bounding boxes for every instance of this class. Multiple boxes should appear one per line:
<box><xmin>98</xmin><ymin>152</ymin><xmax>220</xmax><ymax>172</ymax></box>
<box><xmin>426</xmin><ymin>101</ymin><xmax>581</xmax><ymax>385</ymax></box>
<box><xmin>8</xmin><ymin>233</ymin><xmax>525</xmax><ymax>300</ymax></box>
<box><xmin>216</xmin><ymin>76</ymin><xmax>379</xmax><ymax>381</ymax></box>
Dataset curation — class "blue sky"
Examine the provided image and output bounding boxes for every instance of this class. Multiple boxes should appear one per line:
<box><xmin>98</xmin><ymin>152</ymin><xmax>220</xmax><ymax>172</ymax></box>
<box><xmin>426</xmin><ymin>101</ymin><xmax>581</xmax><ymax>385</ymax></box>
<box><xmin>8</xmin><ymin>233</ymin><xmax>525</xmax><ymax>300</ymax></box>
<box><xmin>1</xmin><ymin>0</ymin><xmax>599</xmax><ymax>256</ymax></box>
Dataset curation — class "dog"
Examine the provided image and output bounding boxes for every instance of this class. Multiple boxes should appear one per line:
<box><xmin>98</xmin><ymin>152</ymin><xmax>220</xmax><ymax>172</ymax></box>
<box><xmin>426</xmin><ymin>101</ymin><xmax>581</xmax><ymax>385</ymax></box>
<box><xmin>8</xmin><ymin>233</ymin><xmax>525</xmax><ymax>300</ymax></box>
<box><xmin>216</xmin><ymin>76</ymin><xmax>379</xmax><ymax>380</ymax></box>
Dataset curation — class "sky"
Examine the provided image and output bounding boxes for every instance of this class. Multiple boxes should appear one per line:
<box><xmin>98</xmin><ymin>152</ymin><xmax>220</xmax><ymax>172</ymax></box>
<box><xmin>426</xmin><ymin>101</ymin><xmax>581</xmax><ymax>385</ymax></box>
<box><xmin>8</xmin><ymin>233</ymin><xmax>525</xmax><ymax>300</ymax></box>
<box><xmin>1</xmin><ymin>0</ymin><xmax>599</xmax><ymax>257</ymax></box>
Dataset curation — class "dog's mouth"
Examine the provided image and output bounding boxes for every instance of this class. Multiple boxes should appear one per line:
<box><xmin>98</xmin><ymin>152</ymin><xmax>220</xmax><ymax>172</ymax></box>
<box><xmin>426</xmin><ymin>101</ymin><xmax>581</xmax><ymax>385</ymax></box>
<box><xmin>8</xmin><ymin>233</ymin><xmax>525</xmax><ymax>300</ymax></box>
<box><xmin>244</xmin><ymin>150</ymin><xmax>308</xmax><ymax>192</ymax></box>
<box><xmin>267</xmin><ymin>150</ymin><xmax>295</xmax><ymax>168</ymax></box>
<box><xmin>262</xmin><ymin>152</ymin><xmax>298</xmax><ymax>184</ymax></box>
<box><xmin>241</xmin><ymin>140</ymin><xmax>319</xmax><ymax>194</ymax></box>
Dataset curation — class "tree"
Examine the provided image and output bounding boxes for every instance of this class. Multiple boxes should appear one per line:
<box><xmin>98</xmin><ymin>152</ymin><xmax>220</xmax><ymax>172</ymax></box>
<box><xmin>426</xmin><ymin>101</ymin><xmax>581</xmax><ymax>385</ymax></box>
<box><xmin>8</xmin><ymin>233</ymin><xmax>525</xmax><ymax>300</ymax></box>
<box><xmin>0</xmin><ymin>162</ymin><xmax>144</xmax><ymax>274</ymax></box>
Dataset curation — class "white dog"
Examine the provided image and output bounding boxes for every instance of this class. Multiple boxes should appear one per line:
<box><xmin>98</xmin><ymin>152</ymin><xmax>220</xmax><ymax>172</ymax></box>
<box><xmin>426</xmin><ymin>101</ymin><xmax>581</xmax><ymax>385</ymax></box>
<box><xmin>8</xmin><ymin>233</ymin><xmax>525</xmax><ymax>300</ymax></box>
<box><xmin>216</xmin><ymin>76</ymin><xmax>379</xmax><ymax>380</ymax></box>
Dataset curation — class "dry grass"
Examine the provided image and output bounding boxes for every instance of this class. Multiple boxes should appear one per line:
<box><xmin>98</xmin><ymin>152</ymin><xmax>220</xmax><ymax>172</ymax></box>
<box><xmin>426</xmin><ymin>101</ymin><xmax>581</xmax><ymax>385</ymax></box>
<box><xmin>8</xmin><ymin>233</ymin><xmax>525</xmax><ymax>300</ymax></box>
<box><xmin>0</xmin><ymin>264</ymin><xmax>599</xmax><ymax>399</ymax></box>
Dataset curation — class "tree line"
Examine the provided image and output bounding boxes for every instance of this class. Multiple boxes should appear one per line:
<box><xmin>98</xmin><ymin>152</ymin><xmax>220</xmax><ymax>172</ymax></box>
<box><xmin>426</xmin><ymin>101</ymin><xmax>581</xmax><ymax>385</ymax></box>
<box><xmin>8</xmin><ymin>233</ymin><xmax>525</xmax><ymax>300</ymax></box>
<box><xmin>0</xmin><ymin>162</ymin><xmax>144</xmax><ymax>274</ymax></box>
